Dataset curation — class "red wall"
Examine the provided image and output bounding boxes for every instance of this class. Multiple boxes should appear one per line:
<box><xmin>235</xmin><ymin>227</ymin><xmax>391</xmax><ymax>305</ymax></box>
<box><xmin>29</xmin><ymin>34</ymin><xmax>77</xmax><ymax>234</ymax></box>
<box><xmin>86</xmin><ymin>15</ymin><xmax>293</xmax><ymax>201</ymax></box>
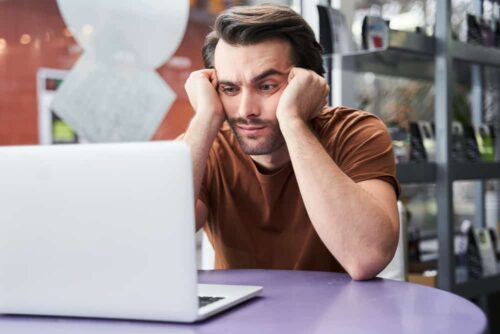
<box><xmin>0</xmin><ymin>0</ymin><xmax>213</xmax><ymax>145</ymax></box>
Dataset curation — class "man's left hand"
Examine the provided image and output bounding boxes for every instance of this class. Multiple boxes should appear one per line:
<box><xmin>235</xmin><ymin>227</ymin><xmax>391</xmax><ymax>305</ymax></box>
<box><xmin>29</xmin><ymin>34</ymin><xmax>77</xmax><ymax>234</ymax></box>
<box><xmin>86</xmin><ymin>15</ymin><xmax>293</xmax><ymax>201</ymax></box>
<box><xmin>276</xmin><ymin>67</ymin><xmax>330</xmax><ymax>124</ymax></box>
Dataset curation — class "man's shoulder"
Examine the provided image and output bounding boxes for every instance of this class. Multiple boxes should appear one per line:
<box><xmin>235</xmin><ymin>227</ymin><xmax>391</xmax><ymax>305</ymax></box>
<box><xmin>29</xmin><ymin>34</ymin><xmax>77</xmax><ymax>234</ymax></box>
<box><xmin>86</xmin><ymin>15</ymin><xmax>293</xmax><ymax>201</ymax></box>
<box><xmin>314</xmin><ymin>106</ymin><xmax>381</xmax><ymax>134</ymax></box>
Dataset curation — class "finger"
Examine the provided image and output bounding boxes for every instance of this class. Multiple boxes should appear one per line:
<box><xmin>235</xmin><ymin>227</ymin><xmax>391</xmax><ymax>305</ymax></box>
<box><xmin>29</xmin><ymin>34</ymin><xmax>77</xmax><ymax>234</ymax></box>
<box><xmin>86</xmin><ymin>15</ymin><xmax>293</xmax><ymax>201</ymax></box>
<box><xmin>210</xmin><ymin>74</ymin><xmax>219</xmax><ymax>89</ymax></box>
<box><xmin>287</xmin><ymin>66</ymin><xmax>297</xmax><ymax>81</ymax></box>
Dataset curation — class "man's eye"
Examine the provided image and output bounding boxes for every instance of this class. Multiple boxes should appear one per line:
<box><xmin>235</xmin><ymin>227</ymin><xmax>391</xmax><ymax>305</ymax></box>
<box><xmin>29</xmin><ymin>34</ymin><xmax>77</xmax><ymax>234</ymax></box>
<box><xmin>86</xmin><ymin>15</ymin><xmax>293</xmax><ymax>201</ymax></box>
<box><xmin>220</xmin><ymin>86</ymin><xmax>239</xmax><ymax>95</ymax></box>
<box><xmin>260</xmin><ymin>84</ymin><xmax>276</xmax><ymax>92</ymax></box>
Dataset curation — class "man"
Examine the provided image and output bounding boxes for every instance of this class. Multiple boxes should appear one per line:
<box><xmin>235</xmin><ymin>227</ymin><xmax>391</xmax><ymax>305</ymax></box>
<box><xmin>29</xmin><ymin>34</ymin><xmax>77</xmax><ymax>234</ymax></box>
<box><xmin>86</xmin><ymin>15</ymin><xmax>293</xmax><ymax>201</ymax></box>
<box><xmin>182</xmin><ymin>4</ymin><xmax>400</xmax><ymax>280</ymax></box>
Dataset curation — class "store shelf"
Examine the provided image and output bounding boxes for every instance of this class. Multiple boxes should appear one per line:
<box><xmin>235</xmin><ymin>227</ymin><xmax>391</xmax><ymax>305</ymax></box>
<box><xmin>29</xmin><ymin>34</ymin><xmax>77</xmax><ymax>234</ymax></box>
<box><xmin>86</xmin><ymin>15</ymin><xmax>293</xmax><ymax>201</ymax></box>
<box><xmin>340</xmin><ymin>50</ymin><xmax>435</xmax><ymax>80</ymax></box>
<box><xmin>453</xmin><ymin>274</ymin><xmax>500</xmax><ymax>298</ymax></box>
<box><xmin>385</xmin><ymin>29</ymin><xmax>435</xmax><ymax>55</ymax></box>
<box><xmin>451</xmin><ymin>41</ymin><xmax>500</xmax><ymax>68</ymax></box>
<box><xmin>324</xmin><ymin>1</ymin><xmax>500</xmax><ymax>300</ymax></box>
<box><xmin>340</xmin><ymin>30</ymin><xmax>435</xmax><ymax>81</ymax></box>
<box><xmin>397</xmin><ymin>163</ymin><xmax>436</xmax><ymax>184</ymax></box>
<box><xmin>452</xmin><ymin>162</ymin><xmax>500</xmax><ymax>181</ymax></box>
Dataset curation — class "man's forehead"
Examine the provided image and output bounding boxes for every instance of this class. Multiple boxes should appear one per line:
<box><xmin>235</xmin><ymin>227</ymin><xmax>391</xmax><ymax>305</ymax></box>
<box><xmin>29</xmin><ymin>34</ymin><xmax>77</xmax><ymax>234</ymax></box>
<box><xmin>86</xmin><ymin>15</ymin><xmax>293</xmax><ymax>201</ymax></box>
<box><xmin>213</xmin><ymin>39</ymin><xmax>293</xmax><ymax>82</ymax></box>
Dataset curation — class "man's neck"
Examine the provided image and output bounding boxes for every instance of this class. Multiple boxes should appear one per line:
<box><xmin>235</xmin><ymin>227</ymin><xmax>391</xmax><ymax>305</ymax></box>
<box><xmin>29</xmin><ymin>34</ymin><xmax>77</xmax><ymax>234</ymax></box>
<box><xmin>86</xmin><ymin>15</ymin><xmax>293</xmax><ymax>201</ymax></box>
<box><xmin>250</xmin><ymin>145</ymin><xmax>290</xmax><ymax>174</ymax></box>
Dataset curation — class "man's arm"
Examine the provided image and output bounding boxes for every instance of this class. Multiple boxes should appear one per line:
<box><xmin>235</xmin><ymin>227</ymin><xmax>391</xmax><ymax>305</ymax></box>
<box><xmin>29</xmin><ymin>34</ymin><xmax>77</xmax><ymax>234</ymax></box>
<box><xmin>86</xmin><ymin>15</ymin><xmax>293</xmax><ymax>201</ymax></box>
<box><xmin>182</xmin><ymin>69</ymin><xmax>225</xmax><ymax>230</ymax></box>
<box><xmin>276</xmin><ymin>68</ymin><xmax>399</xmax><ymax>280</ymax></box>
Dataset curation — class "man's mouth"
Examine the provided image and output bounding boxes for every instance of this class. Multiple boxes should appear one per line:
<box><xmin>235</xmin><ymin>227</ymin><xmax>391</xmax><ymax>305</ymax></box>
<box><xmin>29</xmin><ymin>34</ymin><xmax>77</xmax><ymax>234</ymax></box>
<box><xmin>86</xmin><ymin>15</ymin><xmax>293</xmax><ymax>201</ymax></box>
<box><xmin>237</xmin><ymin>124</ymin><xmax>266</xmax><ymax>135</ymax></box>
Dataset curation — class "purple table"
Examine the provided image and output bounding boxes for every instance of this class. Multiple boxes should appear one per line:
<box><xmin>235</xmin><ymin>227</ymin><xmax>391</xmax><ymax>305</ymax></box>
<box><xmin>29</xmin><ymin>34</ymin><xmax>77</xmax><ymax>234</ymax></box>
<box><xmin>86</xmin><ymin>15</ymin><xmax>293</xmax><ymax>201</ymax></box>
<box><xmin>0</xmin><ymin>269</ymin><xmax>487</xmax><ymax>333</ymax></box>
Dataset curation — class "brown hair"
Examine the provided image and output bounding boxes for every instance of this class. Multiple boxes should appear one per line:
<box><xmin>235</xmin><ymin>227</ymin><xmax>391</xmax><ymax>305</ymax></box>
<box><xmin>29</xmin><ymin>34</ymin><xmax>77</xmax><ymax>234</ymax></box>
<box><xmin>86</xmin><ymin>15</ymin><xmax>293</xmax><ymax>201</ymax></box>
<box><xmin>202</xmin><ymin>4</ymin><xmax>324</xmax><ymax>76</ymax></box>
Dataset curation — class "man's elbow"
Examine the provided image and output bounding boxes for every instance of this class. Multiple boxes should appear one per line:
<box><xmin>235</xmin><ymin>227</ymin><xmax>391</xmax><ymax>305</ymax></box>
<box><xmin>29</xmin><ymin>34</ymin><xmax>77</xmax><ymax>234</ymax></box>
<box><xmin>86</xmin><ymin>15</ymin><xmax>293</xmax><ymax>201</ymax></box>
<box><xmin>345</xmin><ymin>238</ymin><xmax>399</xmax><ymax>281</ymax></box>
<box><xmin>346</xmin><ymin>262</ymin><xmax>380</xmax><ymax>281</ymax></box>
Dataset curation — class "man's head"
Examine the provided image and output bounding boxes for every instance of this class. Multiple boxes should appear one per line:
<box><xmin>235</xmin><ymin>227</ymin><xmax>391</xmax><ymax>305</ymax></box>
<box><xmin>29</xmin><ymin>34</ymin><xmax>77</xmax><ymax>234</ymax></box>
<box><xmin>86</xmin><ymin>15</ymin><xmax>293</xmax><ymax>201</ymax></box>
<box><xmin>202</xmin><ymin>4</ymin><xmax>324</xmax><ymax>156</ymax></box>
<box><xmin>202</xmin><ymin>4</ymin><xmax>324</xmax><ymax>77</ymax></box>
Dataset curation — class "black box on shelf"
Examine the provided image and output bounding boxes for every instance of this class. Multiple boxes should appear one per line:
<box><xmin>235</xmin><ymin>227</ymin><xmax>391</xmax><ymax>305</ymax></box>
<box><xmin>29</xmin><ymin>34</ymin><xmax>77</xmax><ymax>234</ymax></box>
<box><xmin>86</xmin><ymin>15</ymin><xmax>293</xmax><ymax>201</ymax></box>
<box><xmin>463</xmin><ymin>124</ymin><xmax>482</xmax><ymax>162</ymax></box>
<box><xmin>476</xmin><ymin>124</ymin><xmax>496</xmax><ymax>161</ymax></box>
<box><xmin>388</xmin><ymin>124</ymin><xmax>410</xmax><ymax>163</ymax></box>
<box><xmin>451</xmin><ymin>121</ymin><xmax>467</xmax><ymax>162</ymax></box>
<box><xmin>409</xmin><ymin>122</ymin><xmax>427</xmax><ymax>163</ymax></box>
<box><xmin>418</xmin><ymin>121</ymin><xmax>435</xmax><ymax>161</ymax></box>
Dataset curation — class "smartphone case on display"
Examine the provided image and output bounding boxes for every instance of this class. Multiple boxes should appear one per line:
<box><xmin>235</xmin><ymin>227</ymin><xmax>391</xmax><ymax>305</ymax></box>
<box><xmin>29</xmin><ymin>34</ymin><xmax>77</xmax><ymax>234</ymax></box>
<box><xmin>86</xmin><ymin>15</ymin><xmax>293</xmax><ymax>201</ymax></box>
<box><xmin>417</xmin><ymin>121</ymin><xmax>435</xmax><ymax>162</ymax></box>
<box><xmin>388</xmin><ymin>124</ymin><xmax>410</xmax><ymax>163</ymax></box>
<box><xmin>451</xmin><ymin>121</ymin><xmax>467</xmax><ymax>162</ymax></box>
<box><xmin>409</xmin><ymin>122</ymin><xmax>427</xmax><ymax>163</ymax></box>
<box><xmin>463</xmin><ymin>124</ymin><xmax>482</xmax><ymax>162</ymax></box>
<box><xmin>476</xmin><ymin>124</ymin><xmax>496</xmax><ymax>161</ymax></box>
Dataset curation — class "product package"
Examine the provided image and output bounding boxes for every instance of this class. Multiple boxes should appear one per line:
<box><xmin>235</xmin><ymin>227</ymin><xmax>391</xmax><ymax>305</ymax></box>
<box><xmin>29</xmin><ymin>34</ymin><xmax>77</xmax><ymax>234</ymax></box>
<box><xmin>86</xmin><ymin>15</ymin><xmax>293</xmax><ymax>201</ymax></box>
<box><xmin>463</xmin><ymin>124</ymin><xmax>482</xmax><ymax>162</ymax></box>
<box><xmin>417</xmin><ymin>121</ymin><xmax>436</xmax><ymax>162</ymax></box>
<box><xmin>409</xmin><ymin>122</ymin><xmax>427</xmax><ymax>163</ymax></box>
<box><xmin>361</xmin><ymin>16</ymin><xmax>390</xmax><ymax>50</ymax></box>
<box><xmin>451</xmin><ymin>121</ymin><xmax>466</xmax><ymax>162</ymax></box>
<box><xmin>388</xmin><ymin>124</ymin><xmax>410</xmax><ymax>163</ymax></box>
<box><xmin>476</xmin><ymin>124</ymin><xmax>496</xmax><ymax>161</ymax></box>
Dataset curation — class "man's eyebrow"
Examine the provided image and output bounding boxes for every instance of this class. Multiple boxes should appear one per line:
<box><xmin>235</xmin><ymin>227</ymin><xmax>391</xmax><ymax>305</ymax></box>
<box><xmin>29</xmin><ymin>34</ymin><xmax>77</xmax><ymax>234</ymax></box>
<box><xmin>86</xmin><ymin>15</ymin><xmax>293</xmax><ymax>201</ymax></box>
<box><xmin>251</xmin><ymin>69</ymin><xmax>287</xmax><ymax>83</ymax></box>
<box><xmin>217</xmin><ymin>69</ymin><xmax>287</xmax><ymax>87</ymax></box>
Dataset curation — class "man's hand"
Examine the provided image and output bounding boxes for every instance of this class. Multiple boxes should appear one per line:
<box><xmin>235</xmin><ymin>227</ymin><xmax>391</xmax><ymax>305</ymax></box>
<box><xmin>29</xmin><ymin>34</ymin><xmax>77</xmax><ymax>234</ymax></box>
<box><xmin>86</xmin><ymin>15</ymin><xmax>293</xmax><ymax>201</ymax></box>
<box><xmin>276</xmin><ymin>67</ymin><xmax>330</xmax><ymax>124</ymax></box>
<box><xmin>185</xmin><ymin>69</ymin><xmax>225</xmax><ymax>124</ymax></box>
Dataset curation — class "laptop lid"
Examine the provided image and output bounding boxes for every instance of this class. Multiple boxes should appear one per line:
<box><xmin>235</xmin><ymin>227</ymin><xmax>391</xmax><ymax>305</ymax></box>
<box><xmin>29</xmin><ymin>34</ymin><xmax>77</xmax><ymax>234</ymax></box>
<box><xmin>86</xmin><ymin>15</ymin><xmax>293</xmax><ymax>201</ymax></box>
<box><xmin>0</xmin><ymin>141</ymin><xmax>200</xmax><ymax>322</ymax></box>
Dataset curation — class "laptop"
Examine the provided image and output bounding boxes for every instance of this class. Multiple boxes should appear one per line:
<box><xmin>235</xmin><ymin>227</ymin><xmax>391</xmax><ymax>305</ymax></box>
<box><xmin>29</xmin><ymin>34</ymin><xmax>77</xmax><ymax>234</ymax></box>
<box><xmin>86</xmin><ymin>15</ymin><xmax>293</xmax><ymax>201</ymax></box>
<box><xmin>0</xmin><ymin>141</ymin><xmax>262</xmax><ymax>322</ymax></box>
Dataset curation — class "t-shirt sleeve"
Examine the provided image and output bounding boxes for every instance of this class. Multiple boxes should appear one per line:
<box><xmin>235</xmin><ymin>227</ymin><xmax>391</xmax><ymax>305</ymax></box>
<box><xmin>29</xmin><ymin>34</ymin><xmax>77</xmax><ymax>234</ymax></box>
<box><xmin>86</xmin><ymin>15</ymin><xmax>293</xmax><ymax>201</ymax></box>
<box><xmin>198</xmin><ymin>144</ymin><xmax>216</xmax><ymax>209</ymax></box>
<box><xmin>176</xmin><ymin>132</ymin><xmax>214</xmax><ymax>209</ymax></box>
<box><xmin>327</xmin><ymin>112</ymin><xmax>401</xmax><ymax>198</ymax></box>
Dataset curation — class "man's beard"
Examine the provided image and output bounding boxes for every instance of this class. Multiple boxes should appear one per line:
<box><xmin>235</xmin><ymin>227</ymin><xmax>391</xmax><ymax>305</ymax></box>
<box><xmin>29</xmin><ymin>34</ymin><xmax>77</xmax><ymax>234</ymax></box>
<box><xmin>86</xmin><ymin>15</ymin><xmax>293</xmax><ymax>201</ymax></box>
<box><xmin>227</xmin><ymin>117</ymin><xmax>286</xmax><ymax>155</ymax></box>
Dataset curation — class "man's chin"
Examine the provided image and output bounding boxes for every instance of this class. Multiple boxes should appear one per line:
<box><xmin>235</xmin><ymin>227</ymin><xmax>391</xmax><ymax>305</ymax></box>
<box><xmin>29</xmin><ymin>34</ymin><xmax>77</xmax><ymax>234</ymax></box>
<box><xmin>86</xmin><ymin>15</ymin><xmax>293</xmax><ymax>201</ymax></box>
<box><xmin>239</xmin><ymin>142</ymin><xmax>271</xmax><ymax>155</ymax></box>
<box><xmin>238</xmin><ymin>138</ymin><xmax>286</xmax><ymax>156</ymax></box>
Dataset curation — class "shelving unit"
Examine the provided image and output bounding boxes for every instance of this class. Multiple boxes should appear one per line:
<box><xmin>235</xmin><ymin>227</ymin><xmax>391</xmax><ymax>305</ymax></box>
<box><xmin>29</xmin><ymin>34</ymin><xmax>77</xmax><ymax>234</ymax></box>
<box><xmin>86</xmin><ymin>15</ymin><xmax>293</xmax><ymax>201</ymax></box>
<box><xmin>396</xmin><ymin>163</ymin><xmax>436</xmax><ymax>183</ymax></box>
<box><xmin>453</xmin><ymin>162</ymin><xmax>500</xmax><ymax>180</ymax></box>
<box><xmin>455</xmin><ymin>273</ymin><xmax>500</xmax><ymax>298</ymax></box>
<box><xmin>320</xmin><ymin>0</ymin><xmax>500</xmax><ymax>300</ymax></box>
<box><xmin>451</xmin><ymin>41</ymin><xmax>500</xmax><ymax>67</ymax></box>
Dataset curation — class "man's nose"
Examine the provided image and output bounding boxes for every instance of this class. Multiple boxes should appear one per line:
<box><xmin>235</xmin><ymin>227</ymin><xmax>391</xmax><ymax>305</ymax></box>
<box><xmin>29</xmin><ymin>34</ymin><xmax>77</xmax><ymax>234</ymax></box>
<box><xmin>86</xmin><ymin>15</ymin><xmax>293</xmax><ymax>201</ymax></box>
<box><xmin>238</xmin><ymin>90</ymin><xmax>260</xmax><ymax>119</ymax></box>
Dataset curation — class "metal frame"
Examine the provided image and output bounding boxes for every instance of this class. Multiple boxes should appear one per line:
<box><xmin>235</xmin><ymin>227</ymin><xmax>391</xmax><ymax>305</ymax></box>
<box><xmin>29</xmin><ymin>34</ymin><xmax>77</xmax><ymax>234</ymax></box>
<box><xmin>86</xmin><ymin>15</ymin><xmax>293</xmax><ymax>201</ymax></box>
<box><xmin>435</xmin><ymin>0</ymin><xmax>455</xmax><ymax>292</ymax></box>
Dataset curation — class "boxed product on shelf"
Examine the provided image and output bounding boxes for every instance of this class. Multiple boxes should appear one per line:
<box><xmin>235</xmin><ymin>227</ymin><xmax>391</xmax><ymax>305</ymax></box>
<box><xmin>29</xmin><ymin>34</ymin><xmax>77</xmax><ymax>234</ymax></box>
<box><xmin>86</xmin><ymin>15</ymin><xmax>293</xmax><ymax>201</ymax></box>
<box><xmin>388</xmin><ymin>124</ymin><xmax>410</xmax><ymax>163</ymax></box>
<box><xmin>463</xmin><ymin>124</ymin><xmax>482</xmax><ymax>162</ymax></box>
<box><xmin>409</xmin><ymin>122</ymin><xmax>427</xmax><ymax>163</ymax></box>
<box><xmin>466</xmin><ymin>227</ymin><xmax>499</xmax><ymax>279</ymax></box>
<box><xmin>317</xmin><ymin>5</ymin><xmax>358</xmax><ymax>54</ymax></box>
<box><xmin>476</xmin><ymin>124</ymin><xmax>496</xmax><ymax>161</ymax></box>
<box><xmin>467</xmin><ymin>13</ymin><xmax>500</xmax><ymax>48</ymax></box>
<box><xmin>467</xmin><ymin>14</ymin><xmax>484</xmax><ymax>45</ymax></box>
<box><xmin>451</xmin><ymin>121</ymin><xmax>467</xmax><ymax>162</ymax></box>
<box><xmin>361</xmin><ymin>16</ymin><xmax>390</xmax><ymax>50</ymax></box>
<box><xmin>417</xmin><ymin>121</ymin><xmax>435</xmax><ymax>161</ymax></box>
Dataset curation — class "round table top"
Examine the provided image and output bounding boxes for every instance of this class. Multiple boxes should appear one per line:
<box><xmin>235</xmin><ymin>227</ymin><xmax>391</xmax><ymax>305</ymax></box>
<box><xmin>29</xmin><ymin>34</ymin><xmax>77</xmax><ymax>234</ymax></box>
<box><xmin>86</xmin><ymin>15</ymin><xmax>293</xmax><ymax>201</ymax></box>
<box><xmin>0</xmin><ymin>269</ymin><xmax>487</xmax><ymax>334</ymax></box>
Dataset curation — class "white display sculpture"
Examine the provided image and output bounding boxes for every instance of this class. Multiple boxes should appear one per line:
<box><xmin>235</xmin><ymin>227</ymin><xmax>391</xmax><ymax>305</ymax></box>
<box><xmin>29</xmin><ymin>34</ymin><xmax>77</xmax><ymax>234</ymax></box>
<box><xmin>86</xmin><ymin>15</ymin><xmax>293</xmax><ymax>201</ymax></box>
<box><xmin>52</xmin><ymin>0</ymin><xmax>189</xmax><ymax>142</ymax></box>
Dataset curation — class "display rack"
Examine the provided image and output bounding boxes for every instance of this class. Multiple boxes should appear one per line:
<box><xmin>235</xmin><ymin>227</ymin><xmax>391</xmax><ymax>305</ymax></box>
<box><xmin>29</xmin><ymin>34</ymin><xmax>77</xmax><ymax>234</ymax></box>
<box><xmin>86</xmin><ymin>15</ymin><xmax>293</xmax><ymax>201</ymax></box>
<box><xmin>320</xmin><ymin>1</ymin><xmax>500</xmax><ymax>299</ymax></box>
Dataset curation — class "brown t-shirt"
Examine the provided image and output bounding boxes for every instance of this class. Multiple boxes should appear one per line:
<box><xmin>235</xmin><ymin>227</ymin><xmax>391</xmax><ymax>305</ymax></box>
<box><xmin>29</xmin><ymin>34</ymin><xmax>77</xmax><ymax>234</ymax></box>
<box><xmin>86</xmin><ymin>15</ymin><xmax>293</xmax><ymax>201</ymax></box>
<box><xmin>199</xmin><ymin>106</ymin><xmax>400</xmax><ymax>272</ymax></box>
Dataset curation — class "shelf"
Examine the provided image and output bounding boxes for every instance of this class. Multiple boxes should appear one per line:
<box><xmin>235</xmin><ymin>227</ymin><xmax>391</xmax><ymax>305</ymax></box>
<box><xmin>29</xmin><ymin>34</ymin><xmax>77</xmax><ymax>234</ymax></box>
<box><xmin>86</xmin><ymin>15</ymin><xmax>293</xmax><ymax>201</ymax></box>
<box><xmin>325</xmin><ymin>36</ymin><xmax>500</xmax><ymax>83</ymax></box>
<box><xmin>453</xmin><ymin>274</ymin><xmax>500</xmax><ymax>298</ymax></box>
<box><xmin>452</xmin><ymin>162</ymin><xmax>500</xmax><ymax>181</ymax></box>
<box><xmin>322</xmin><ymin>30</ymin><xmax>435</xmax><ymax>81</ymax></box>
<box><xmin>451</xmin><ymin>41</ymin><xmax>500</xmax><ymax>68</ymax></box>
<box><xmin>396</xmin><ymin>163</ymin><xmax>436</xmax><ymax>184</ymax></box>
<box><xmin>384</xmin><ymin>29</ymin><xmax>435</xmax><ymax>55</ymax></box>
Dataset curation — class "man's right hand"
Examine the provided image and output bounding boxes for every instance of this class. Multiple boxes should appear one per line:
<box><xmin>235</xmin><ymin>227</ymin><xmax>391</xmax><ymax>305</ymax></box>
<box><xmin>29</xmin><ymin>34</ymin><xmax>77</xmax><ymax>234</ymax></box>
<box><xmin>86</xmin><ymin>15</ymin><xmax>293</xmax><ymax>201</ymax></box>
<box><xmin>184</xmin><ymin>69</ymin><xmax>225</xmax><ymax>124</ymax></box>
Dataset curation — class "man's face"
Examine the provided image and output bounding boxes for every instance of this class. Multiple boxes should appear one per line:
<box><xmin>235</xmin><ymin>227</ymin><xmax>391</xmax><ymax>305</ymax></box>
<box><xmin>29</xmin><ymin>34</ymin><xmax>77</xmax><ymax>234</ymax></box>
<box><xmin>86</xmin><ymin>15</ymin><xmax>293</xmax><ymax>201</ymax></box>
<box><xmin>213</xmin><ymin>38</ymin><xmax>293</xmax><ymax>155</ymax></box>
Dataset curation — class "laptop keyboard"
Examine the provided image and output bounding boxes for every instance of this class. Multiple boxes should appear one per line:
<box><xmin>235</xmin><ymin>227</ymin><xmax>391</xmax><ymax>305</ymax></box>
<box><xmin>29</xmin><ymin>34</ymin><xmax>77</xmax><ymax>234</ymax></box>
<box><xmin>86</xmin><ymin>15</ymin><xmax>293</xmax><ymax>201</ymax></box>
<box><xmin>198</xmin><ymin>296</ymin><xmax>225</xmax><ymax>308</ymax></box>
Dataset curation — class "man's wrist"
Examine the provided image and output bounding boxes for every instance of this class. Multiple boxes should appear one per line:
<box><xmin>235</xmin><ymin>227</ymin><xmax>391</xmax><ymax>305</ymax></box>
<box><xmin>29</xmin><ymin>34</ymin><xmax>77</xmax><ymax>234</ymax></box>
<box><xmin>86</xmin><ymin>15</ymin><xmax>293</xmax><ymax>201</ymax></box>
<box><xmin>192</xmin><ymin>110</ymin><xmax>225</xmax><ymax>128</ymax></box>
<box><xmin>277</xmin><ymin>113</ymin><xmax>307</xmax><ymax>128</ymax></box>
<box><xmin>278</xmin><ymin>114</ymin><xmax>310</xmax><ymax>139</ymax></box>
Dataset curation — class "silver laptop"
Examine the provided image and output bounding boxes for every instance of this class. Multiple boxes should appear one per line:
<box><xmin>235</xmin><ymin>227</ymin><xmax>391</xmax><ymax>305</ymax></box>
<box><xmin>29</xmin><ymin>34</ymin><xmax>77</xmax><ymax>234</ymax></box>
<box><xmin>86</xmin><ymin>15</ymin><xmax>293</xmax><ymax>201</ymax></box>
<box><xmin>0</xmin><ymin>141</ymin><xmax>262</xmax><ymax>322</ymax></box>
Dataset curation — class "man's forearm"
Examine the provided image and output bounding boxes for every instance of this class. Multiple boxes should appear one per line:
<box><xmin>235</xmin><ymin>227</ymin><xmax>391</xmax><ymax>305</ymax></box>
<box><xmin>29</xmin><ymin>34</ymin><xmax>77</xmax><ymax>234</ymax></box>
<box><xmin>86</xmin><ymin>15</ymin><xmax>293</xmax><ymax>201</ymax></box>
<box><xmin>181</xmin><ymin>113</ymin><xmax>222</xmax><ymax>199</ymax></box>
<box><xmin>279</xmin><ymin>118</ymin><xmax>398</xmax><ymax>280</ymax></box>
